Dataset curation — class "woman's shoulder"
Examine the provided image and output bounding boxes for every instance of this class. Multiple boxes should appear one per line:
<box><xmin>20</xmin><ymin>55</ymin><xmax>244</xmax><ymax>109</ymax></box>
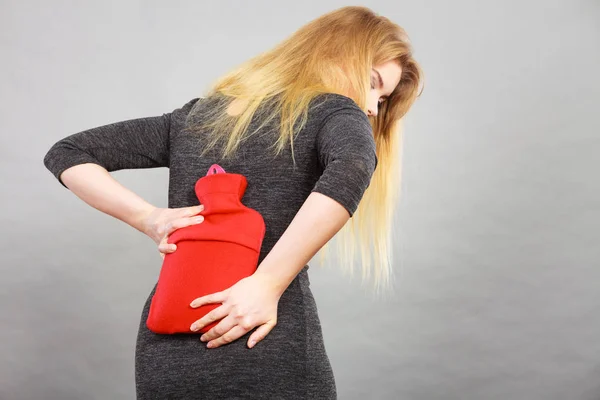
<box><xmin>165</xmin><ymin>97</ymin><xmax>202</xmax><ymax>119</ymax></box>
<box><xmin>309</xmin><ymin>92</ymin><xmax>368</xmax><ymax>125</ymax></box>
<box><xmin>166</xmin><ymin>97</ymin><xmax>208</xmax><ymax>128</ymax></box>
<box><xmin>311</xmin><ymin>92</ymin><xmax>363</xmax><ymax>112</ymax></box>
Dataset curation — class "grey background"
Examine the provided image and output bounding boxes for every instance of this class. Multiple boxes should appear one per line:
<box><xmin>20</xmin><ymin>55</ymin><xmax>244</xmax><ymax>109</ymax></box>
<box><xmin>1</xmin><ymin>0</ymin><xmax>599</xmax><ymax>399</ymax></box>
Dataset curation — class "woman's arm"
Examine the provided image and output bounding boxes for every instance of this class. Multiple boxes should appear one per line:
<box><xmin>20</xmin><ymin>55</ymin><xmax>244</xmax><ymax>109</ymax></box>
<box><xmin>43</xmin><ymin>98</ymin><xmax>203</xmax><ymax>243</ymax></box>
<box><xmin>58</xmin><ymin>164</ymin><xmax>154</xmax><ymax>232</ymax></box>
<box><xmin>254</xmin><ymin>191</ymin><xmax>350</xmax><ymax>296</ymax></box>
<box><xmin>255</xmin><ymin>107</ymin><xmax>378</xmax><ymax>295</ymax></box>
<box><xmin>58</xmin><ymin>163</ymin><xmax>203</xmax><ymax>255</ymax></box>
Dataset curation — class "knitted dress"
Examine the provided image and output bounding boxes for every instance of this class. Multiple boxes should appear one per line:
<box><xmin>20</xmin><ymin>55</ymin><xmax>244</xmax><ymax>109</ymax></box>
<box><xmin>43</xmin><ymin>92</ymin><xmax>378</xmax><ymax>399</ymax></box>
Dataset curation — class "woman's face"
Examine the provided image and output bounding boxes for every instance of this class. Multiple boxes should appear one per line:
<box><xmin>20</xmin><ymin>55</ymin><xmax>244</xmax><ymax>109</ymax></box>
<box><xmin>367</xmin><ymin>60</ymin><xmax>402</xmax><ymax>117</ymax></box>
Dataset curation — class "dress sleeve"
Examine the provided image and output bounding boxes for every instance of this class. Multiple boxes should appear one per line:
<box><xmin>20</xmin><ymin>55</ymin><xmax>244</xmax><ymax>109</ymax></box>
<box><xmin>311</xmin><ymin>107</ymin><xmax>378</xmax><ymax>217</ymax></box>
<box><xmin>43</xmin><ymin>98</ymin><xmax>199</xmax><ymax>189</ymax></box>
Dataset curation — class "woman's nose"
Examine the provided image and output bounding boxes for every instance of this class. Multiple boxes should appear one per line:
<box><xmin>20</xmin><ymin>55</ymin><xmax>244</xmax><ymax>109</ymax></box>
<box><xmin>367</xmin><ymin>107</ymin><xmax>377</xmax><ymax>117</ymax></box>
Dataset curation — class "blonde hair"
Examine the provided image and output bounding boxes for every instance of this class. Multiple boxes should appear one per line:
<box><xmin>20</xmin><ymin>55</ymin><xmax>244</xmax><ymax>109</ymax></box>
<box><xmin>186</xmin><ymin>6</ymin><xmax>423</xmax><ymax>295</ymax></box>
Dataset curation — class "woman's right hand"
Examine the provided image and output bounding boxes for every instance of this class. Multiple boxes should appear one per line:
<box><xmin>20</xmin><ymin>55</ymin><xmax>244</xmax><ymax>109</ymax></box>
<box><xmin>139</xmin><ymin>204</ymin><xmax>205</xmax><ymax>259</ymax></box>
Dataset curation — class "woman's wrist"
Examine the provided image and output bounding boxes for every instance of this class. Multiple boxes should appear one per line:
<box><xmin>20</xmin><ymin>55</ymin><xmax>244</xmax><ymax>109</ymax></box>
<box><xmin>128</xmin><ymin>203</ymin><xmax>157</xmax><ymax>235</ymax></box>
<box><xmin>254</xmin><ymin>260</ymin><xmax>300</xmax><ymax>298</ymax></box>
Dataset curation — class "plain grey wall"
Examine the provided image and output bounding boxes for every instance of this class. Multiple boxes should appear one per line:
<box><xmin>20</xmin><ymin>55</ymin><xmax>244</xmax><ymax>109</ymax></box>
<box><xmin>1</xmin><ymin>0</ymin><xmax>599</xmax><ymax>399</ymax></box>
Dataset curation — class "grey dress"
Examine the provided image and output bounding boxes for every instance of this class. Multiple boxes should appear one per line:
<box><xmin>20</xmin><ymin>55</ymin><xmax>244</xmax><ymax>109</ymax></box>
<box><xmin>43</xmin><ymin>92</ymin><xmax>378</xmax><ymax>399</ymax></box>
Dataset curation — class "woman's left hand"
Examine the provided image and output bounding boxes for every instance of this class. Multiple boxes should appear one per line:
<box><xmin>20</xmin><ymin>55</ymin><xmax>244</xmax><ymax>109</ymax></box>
<box><xmin>189</xmin><ymin>272</ymin><xmax>283</xmax><ymax>349</ymax></box>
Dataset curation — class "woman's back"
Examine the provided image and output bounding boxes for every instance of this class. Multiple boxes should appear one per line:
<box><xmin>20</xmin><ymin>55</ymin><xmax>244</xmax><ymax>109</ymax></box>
<box><xmin>167</xmin><ymin>93</ymin><xmax>377</xmax><ymax>265</ymax></box>
<box><xmin>44</xmin><ymin>92</ymin><xmax>378</xmax><ymax>399</ymax></box>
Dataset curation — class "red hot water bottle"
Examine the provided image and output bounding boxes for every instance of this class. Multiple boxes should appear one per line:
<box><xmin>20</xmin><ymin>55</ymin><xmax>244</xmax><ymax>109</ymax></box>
<box><xmin>146</xmin><ymin>164</ymin><xmax>266</xmax><ymax>334</ymax></box>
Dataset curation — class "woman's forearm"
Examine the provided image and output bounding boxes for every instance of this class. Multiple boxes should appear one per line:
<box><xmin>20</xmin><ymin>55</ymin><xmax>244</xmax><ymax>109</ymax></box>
<box><xmin>59</xmin><ymin>163</ymin><xmax>155</xmax><ymax>233</ymax></box>
<box><xmin>254</xmin><ymin>191</ymin><xmax>350</xmax><ymax>297</ymax></box>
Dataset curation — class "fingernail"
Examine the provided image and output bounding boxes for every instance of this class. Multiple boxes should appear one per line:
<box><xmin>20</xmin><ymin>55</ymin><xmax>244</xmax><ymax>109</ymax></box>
<box><xmin>206</xmin><ymin>342</ymin><xmax>213</xmax><ymax>348</ymax></box>
<box><xmin>200</xmin><ymin>335</ymin><xmax>206</xmax><ymax>342</ymax></box>
<box><xmin>190</xmin><ymin>324</ymin><xmax>198</xmax><ymax>332</ymax></box>
<box><xmin>171</xmin><ymin>245</ymin><xmax>177</xmax><ymax>251</ymax></box>
<box><xmin>194</xmin><ymin>216</ymin><xmax>204</xmax><ymax>223</ymax></box>
<box><xmin>249</xmin><ymin>340</ymin><xmax>256</xmax><ymax>348</ymax></box>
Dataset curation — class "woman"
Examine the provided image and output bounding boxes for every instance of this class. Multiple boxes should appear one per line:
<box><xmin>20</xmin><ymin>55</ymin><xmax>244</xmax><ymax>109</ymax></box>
<box><xmin>43</xmin><ymin>5</ymin><xmax>422</xmax><ymax>399</ymax></box>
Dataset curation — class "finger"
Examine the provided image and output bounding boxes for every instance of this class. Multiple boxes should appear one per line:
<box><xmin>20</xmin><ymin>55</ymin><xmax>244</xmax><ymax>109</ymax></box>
<box><xmin>157</xmin><ymin>236</ymin><xmax>173</xmax><ymax>255</ymax></box>
<box><xmin>190</xmin><ymin>304</ymin><xmax>229</xmax><ymax>332</ymax></box>
<box><xmin>190</xmin><ymin>290</ymin><xmax>228</xmax><ymax>309</ymax></box>
<box><xmin>183</xmin><ymin>204</ymin><xmax>204</xmax><ymax>217</ymax></box>
<box><xmin>182</xmin><ymin>214</ymin><xmax>204</xmax><ymax>227</ymax></box>
<box><xmin>164</xmin><ymin>214</ymin><xmax>204</xmax><ymax>237</ymax></box>
<box><xmin>247</xmin><ymin>321</ymin><xmax>277</xmax><ymax>349</ymax></box>
<box><xmin>207</xmin><ymin>322</ymin><xmax>250</xmax><ymax>349</ymax></box>
<box><xmin>198</xmin><ymin>314</ymin><xmax>237</xmax><ymax>342</ymax></box>
<box><xmin>163</xmin><ymin>214</ymin><xmax>204</xmax><ymax>237</ymax></box>
<box><xmin>158</xmin><ymin>238</ymin><xmax>177</xmax><ymax>254</ymax></box>
<box><xmin>204</xmin><ymin>315</ymin><xmax>257</xmax><ymax>345</ymax></box>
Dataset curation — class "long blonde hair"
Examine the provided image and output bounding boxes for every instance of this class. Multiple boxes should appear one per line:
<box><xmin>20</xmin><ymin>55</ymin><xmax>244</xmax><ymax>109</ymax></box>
<box><xmin>186</xmin><ymin>6</ymin><xmax>423</xmax><ymax>295</ymax></box>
